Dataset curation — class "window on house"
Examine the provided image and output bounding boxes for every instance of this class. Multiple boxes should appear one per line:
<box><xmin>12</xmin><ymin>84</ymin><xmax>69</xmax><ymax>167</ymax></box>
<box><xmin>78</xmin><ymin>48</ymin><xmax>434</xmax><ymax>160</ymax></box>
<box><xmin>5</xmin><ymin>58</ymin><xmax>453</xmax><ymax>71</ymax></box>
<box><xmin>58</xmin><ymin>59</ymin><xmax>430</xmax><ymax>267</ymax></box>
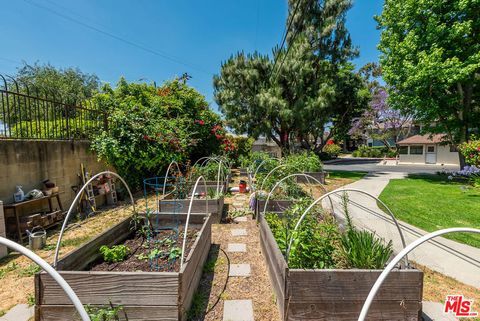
<box><xmin>427</xmin><ymin>146</ymin><xmax>435</xmax><ymax>153</ymax></box>
<box><xmin>410</xmin><ymin>145</ymin><xmax>423</xmax><ymax>155</ymax></box>
<box><xmin>398</xmin><ymin>146</ymin><xmax>408</xmax><ymax>154</ymax></box>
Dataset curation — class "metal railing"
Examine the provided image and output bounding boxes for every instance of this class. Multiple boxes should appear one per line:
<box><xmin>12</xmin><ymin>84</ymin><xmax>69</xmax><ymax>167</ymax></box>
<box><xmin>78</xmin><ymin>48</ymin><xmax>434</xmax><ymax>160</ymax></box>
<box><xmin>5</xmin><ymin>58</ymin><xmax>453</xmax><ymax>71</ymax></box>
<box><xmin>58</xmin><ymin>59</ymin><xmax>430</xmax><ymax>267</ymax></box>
<box><xmin>0</xmin><ymin>74</ymin><xmax>108</xmax><ymax>140</ymax></box>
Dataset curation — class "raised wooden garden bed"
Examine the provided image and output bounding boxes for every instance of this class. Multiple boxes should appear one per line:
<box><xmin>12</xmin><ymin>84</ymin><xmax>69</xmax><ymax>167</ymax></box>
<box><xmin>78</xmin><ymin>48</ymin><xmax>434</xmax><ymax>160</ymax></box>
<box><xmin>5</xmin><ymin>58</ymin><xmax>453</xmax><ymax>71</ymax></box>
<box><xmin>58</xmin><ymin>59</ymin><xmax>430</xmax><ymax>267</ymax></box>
<box><xmin>255</xmin><ymin>199</ymin><xmax>294</xmax><ymax>218</ymax></box>
<box><xmin>188</xmin><ymin>180</ymin><xmax>229</xmax><ymax>195</ymax></box>
<box><xmin>259</xmin><ymin>215</ymin><xmax>423</xmax><ymax>321</ymax></box>
<box><xmin>295</xmin><ymin>171</ymin><xmax>326</xmax><ymax>184</ymax></box>
<box><xmin>35</xmin><ymin>213</ymin><xmax>212</xmax><ymax>321</ymax></box>
<box><xmin>159</xmin><ymin>197</ymin><xmax>225</xmax><ymax>223</ymax></box>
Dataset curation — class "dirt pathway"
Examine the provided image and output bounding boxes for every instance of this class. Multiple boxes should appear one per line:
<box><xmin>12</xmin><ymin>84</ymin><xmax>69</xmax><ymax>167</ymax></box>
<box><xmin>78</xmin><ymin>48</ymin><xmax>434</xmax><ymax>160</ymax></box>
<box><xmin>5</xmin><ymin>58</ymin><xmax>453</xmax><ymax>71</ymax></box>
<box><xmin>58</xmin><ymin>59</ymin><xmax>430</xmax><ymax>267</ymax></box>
<box><xmin>190</xmin><ymin>171</ymin><xmax>280</xmax><ymax>321</ymax></box>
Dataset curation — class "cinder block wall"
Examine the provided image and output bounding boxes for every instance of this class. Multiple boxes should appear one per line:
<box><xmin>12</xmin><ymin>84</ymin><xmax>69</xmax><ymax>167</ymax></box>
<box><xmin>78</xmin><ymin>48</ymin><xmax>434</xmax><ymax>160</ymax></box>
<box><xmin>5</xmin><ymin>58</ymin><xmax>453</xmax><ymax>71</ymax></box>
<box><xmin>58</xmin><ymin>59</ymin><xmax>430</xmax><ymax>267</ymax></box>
<box><xmin>0</xmin><ymin>140</ymin><xmax>109</xmax><ymax>217</ymax></box>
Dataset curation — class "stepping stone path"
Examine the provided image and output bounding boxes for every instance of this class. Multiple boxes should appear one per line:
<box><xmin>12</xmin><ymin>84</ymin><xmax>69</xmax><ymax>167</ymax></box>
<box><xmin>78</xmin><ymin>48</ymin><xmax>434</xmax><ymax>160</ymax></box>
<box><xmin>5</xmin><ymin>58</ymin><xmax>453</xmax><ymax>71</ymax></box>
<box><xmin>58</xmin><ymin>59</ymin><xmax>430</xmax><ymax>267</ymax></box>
<box><xmin>223</xmin><ymin>191</ymin><xmax>255</xmax><ymax>320</ymax></box>
<box><xmin>0</xmin><ymin>304</ymin><xmax>34</xmax><ymax>321</ymax></box>
<box><xmin>231</xmin><ymin>228</ymin><xmax>247</xmax><ymax>236</ymax></box>
<box><xmin>223</xmin><ymin>300</ymin><xmax>254</xmax><ymax>321</ymax></box>
<box><xmin>227</xmin><ymin>243</ymin><xmax>247</xmax><ymax>252</ymax></box>
<box><xmin>229</xmin><ymin>263</ymin><xmax>251</xmax><ymax>277</ymax></box>
<box><xmin>233</xmin><ymin>216</ymin><xmax>248</xmax><ymax>223</ymax></box>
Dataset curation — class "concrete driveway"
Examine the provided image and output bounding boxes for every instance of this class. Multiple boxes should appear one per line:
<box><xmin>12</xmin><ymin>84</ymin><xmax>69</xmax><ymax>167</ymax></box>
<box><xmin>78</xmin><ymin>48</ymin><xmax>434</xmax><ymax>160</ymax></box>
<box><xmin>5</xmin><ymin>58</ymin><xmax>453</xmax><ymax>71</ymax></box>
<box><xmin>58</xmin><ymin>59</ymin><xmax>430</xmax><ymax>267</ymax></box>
<box><xmin>324</xmin><ymin>157</ymin><xmax>459</xmax><ymax>173</ymax></box>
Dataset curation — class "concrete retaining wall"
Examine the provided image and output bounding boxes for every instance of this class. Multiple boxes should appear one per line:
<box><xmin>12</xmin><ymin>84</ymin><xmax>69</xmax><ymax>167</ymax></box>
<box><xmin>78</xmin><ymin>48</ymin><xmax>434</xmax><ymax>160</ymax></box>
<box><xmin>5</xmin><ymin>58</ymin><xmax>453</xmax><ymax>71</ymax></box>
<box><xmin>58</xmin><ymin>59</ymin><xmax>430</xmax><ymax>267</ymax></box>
<box><xmin>0</xmin><ymin>140</ymin><xmax>108</xmax><ymax>217</ymax></box>
<box><xmin>0</xmin><ymin>201</ymin><xmax>6</xmax><ymax>258</ymax></box>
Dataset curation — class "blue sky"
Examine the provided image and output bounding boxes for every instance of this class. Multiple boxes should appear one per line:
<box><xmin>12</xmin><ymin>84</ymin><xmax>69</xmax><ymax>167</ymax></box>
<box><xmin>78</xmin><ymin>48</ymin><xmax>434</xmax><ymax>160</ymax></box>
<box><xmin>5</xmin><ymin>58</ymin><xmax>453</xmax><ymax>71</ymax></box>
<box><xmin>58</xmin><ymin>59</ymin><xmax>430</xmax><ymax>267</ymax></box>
<box><xmin>0</xmin><ymin>0</ymin><xmax>383</xmax><ymax>111</ymax></box>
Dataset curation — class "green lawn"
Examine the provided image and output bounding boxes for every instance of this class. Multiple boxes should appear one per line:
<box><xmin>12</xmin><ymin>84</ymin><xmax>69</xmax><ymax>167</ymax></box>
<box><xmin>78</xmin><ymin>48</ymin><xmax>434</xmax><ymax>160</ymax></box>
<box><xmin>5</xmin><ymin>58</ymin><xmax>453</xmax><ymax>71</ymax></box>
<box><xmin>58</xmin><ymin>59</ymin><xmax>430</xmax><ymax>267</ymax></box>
<box><xmin>327</xmin><ymin>170</ymin><xmax>367</xmax><ymax>181</ymax></box>
<box><xmin>379</xmin><ymin>174</ymin><xmax>480</xmax><ymax>248</ymax></box>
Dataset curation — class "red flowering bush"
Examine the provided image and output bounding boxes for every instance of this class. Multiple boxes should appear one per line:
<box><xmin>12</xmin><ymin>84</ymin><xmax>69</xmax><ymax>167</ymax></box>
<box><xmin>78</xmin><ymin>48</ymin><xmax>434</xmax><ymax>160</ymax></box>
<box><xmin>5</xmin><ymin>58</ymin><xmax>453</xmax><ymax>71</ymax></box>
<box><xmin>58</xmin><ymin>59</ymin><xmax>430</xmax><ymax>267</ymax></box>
<box><xmin>458</xmin><ymin>136</ymin><xmax>480</xmax><ymax>166</ymax></box>
<box><xmin>92</xmin><ymin>78</ymin><xmax>224</xmax><ymax>188</ymax></box>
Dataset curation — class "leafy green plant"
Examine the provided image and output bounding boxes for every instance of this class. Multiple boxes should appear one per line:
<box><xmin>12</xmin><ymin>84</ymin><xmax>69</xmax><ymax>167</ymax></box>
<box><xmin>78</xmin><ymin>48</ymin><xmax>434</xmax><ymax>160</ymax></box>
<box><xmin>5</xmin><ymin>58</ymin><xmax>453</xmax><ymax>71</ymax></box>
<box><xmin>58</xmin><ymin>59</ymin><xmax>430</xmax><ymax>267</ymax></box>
<box><xmin>339</xmin><ymin>193</ymin><xmax>393</xmax><ymax>269</ymax></box>
<box><xmin>266</xmin><ymin>198</ymin><xmax>339</xmax><ymax>269</ymax></box>
<box><xmin>85</xmin><ymin>301</ymin><xmax>126</xmax><ymax>321</ymax></box>
<box><xmin>339</xmin><ymin>229</ymin><xmax>393</xmax><ymax>269</ymax></box>
<box><xmin>266</xmin><ymin>195</ymin><xmax>393</xmax><ymax>270</ymax></box>
<box><xmin>322</xmin><ymin>143</ymin><xmax>342</xmax><ymax>159</ymax></box>
<box><xmin>0</xmin><ymin>262</ymin><xmax>19</xmax><ymax>278</ymax></box>
<box><xmin>284</xmin><ymin>152</ymin><xmax>323</xmax><ymax>172</ymax></box>
<box><xmin>190</xmin><ymin>160</ymin><xmax>229</xmax><ymax>182</ymax></box>
<box><xmin>168</xmin><ymin>247</ymin><xmax>182</xmax><ymax>260</ymax></box>
<box><xmin>130</xmin><ymin>212</ymin><xmax>150</xmax><ymax>239</ymax></box>
<box><xmin>27</xmin><ymin>293</ymin><xmax>35</xmax><ymax>306</ymax></box>
<box><xmin>99</xmin><ymin>245</ymin><xmax>130</xmax><ymax>263</ymax></box>
<box><xmin>18</xmin><ymin>264</ymin><xmax>41</xmax><ymax>277</ymax></box>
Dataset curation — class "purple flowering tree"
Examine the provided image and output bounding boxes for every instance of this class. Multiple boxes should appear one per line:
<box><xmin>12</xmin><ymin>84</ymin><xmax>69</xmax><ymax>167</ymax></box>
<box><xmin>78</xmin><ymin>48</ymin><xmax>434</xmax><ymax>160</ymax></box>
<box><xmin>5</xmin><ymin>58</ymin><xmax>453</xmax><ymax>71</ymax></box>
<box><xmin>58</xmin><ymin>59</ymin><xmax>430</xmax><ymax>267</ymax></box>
<box><xmin>349</xmin><ymin>89</ymin><xmax>412</xmax><ymax>148</ymax></box>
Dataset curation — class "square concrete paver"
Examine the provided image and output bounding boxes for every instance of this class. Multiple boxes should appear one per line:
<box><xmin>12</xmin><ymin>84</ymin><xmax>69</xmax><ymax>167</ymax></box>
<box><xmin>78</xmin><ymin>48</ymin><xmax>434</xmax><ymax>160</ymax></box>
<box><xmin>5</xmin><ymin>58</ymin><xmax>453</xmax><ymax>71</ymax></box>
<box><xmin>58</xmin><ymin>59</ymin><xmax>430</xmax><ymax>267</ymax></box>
<box><xmin>227</xmin><ymin>243</ymin><xmax>247</xmax><ymax>252</ymax></box>
<box><xmin>0</xmin><ymin>304</ymin><xmax>34</xmax><ymax>321</ymax></box>
<box><xmin>231</xmin><ymin>228</ymin><xmax>248</xmax><ymax>236</ymax></box>
<box><xmin>229</xmin><ymin>263</ymin><xmax>251</xmax><ymax>277</ymax></box>
<box><xmin>233</xmin><ymin>216</ymin><xmax>248</xmax><ymax>223</ymax></box>
<box><xmin>223</xmin><ymin>300</ymin><xmax>254</xmax><ymax>321</ymax></box>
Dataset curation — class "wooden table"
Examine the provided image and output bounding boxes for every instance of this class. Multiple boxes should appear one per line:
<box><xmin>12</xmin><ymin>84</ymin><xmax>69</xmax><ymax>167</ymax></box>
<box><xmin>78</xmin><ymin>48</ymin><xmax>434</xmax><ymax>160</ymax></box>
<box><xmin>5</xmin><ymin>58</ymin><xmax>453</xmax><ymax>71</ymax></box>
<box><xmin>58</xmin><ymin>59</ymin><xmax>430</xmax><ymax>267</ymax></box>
<box><xmin>3</xmin><ymin>193</ymin><xmax>64</xmax><ymax>242</ymax></box>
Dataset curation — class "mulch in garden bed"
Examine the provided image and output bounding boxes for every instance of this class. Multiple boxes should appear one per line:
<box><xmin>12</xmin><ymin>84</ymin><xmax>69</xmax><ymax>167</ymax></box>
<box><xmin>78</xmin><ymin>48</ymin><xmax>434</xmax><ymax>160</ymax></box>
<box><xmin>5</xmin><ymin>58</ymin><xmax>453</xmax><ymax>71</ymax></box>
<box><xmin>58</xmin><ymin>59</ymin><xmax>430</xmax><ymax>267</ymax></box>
<box><xmin>90</xmin><ymin>227</ymin><xmax>200</xmax><ymax>273</ymax></box>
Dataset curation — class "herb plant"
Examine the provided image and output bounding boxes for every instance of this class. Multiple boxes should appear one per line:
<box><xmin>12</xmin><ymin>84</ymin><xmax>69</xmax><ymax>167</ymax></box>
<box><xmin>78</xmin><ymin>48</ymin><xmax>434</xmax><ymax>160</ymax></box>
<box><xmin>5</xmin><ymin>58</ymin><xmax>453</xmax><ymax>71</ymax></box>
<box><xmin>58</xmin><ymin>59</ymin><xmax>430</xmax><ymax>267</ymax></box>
<box><xmin>99</xmin><ymin>245</ymin><xmax>130</xmax><ymax>263</ymax></box>
<box><xmin>266</xmin><ymin>195</ymin><xmax>393</xmax><ymax>270</ymax></box>
<box><xmin>85</xmin><ymin>301</ymin><xmax>126</xmax><ymax>321</ymax></box>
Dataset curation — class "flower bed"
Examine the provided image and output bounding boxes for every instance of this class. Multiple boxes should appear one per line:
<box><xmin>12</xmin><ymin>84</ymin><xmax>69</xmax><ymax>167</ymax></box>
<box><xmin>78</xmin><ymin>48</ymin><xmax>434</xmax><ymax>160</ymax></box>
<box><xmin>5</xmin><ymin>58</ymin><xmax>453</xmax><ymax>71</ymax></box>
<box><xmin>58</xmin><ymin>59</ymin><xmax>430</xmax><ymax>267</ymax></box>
<box><xmin>259</xmin><ymin>202</ymin><xmax>423</xmax><ymax>320</ymax></box>
<box><xmin>35</xmin><ymin>213</ymin><xmax>212</xmax><ymax>321</ymax></box>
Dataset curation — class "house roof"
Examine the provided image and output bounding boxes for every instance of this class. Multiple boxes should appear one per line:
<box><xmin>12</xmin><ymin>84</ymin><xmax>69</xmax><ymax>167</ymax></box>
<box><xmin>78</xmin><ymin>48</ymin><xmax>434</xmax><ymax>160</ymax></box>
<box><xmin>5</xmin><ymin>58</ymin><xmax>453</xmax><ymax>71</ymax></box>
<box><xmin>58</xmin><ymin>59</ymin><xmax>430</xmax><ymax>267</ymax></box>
<box><xmin>397</xmin><ymin>134</ymin><xmax>446</xmax><ymax>145</ymax></box>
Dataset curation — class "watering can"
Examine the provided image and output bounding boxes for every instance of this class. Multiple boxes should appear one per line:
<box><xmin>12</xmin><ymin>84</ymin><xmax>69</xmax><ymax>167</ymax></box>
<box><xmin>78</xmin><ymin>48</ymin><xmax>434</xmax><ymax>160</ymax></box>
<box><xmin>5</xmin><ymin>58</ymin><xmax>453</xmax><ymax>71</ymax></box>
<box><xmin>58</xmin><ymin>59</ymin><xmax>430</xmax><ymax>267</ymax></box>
<box><xmin>26</xmin><ymin>226</ymin><xmax>46</xmax><ymax>250</ymax></box>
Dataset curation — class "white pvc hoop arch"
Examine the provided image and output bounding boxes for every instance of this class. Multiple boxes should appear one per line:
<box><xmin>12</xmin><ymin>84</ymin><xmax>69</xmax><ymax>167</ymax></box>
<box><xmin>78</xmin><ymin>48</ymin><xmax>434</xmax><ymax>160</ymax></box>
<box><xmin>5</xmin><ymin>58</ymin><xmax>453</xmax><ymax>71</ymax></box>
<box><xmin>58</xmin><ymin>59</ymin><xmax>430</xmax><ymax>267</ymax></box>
<box><xmin>180</xmin><ymin>175</ymin><xmax>208</xmax><ymax>269</ymax></box>
<box><xmin>54</xmin><ymin>171</ymin><xmax>136</xmax><ymax>268</ymax></box>
<box><xmin>0</xmin><ymin>237</ymin><xmax>91</xmax><ymax>321</ymax></box>
<box><xmin>262</xmin><ymin>173</ymin><xmax>334</xmax><ymax>218</ymax></box>
<box><xmin>251</xmin><ymin>157</ymin><xmax>281</xmax><ymax>183</ymax></box>
<box><xmin>162</xmin><ymin>161</ymin><xmax>182</xmax><ymax>197</ymax></box>
<box><xmin>188</xmin><ymin>157</ymin><xmax>228</xmax><ymax>192</ymax></box>
<box><xmin>259</xmin><ymin>163</ymin><xmax>301</xmax><ymax>193</ymax></box>
<box><xmin>286</xmin><ymin>188</ymin><xmax>408</xmax><ymax>266</ymax></box>
<box><xmin>203</xmin><ymin>155</ymin><xmax>232</xmax><ymax>171</ymax></box>
<box><xmin>187</xmin><ymin>157</ymin><xmax>215</xmax><ymax>182</ymax></box>
<box><xmin>191</xmin><ymin>156</ymin><xmax>212</xmax><ymax>168</ymax></box>
<box><xmin>358</xmin><ymin>227</ymin><xmax>480</xmax><ymax>321</ymax></box>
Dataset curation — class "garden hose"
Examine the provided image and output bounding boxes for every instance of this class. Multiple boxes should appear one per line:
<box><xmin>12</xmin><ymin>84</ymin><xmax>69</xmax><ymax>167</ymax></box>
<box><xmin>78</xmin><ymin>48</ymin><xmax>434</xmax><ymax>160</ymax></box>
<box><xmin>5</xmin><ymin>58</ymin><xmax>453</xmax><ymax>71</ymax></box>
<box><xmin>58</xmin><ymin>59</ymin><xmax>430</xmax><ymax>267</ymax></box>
<box><xmin>204</xmin><ymin>247</ymin><xmax>231</xmax><ymax>316</ymax></box>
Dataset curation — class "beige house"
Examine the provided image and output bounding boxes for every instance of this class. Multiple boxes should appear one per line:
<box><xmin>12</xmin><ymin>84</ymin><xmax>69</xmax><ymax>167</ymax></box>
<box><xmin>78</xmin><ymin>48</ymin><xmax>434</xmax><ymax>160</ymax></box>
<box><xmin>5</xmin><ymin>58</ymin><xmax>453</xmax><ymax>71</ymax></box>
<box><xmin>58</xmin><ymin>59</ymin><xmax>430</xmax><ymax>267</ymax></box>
<box><xmin>397</xmin><ymin>134</ymin><xmax>459</xmax><ymax>165</ymax></box>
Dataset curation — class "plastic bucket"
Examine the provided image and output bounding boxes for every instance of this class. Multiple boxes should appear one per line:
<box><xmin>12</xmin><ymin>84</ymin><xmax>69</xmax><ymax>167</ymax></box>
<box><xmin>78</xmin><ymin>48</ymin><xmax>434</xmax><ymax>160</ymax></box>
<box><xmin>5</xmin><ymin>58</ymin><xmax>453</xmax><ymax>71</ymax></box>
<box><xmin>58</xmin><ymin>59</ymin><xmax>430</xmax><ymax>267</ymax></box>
<box><xmin>239</xmin><ymin>180</ymin><xmax>247</xmax><ymax>193</ymax></box>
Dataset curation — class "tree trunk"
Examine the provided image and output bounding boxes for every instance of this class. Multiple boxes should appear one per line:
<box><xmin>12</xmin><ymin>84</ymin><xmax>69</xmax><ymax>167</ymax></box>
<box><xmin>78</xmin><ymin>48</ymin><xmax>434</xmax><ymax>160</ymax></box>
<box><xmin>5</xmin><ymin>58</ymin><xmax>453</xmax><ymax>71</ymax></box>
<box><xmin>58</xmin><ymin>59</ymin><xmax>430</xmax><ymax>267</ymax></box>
<box><xmin>458</xmin><ymin>151</ymin><xmax>466</xmax><ymax>169</ymax></box>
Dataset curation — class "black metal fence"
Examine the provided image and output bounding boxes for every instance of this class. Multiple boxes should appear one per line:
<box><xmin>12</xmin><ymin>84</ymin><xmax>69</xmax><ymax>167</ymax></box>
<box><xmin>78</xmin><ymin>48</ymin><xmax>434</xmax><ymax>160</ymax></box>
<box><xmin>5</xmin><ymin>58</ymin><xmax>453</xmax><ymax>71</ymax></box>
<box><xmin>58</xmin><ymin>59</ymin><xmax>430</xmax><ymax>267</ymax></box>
<box><xmin>0</xmin><ymin>74</ymin><xmax>108</xmax><ymax>140</ymax></box>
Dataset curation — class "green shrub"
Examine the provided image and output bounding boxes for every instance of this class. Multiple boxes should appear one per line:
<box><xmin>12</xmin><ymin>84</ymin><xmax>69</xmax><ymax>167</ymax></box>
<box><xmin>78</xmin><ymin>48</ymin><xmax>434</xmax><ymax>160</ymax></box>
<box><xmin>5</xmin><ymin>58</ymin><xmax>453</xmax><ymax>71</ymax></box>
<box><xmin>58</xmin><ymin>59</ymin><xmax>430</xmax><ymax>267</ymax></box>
<box><xmin>91</xmin><ymin>78</ymin><xmax>224</xmax><ymax>189</ymax></box>
<box><xmin>99</xmin><ymin>245</ymin><xmax>130</xmax><ymax>263</ymax></box>
<box><xmin>352</xmin><ymin>146</ymin><xmax>396</xmax><ymax>158</ymax></box>
<box><xmin>284</xmin><ymin>151</ymin><xmax>323</xmax><ymax>172</ymax></box>
<box><xmin>322</xmin><ymin>143</ymin><xmax>342</xmax><ymax>159</ymax></box>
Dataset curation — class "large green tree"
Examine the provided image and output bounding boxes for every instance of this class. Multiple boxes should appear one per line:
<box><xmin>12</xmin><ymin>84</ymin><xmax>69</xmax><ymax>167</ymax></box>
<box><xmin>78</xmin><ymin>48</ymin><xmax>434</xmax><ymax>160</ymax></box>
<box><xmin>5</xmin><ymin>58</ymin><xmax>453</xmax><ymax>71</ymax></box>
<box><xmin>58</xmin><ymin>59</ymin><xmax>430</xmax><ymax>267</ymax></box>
<box><xmin>214</xmin><ymin>0</ymin><xmax>367</xmax><ymax>153</ymax></box>
<box><xmin>376</xmin><ymin>0</ymin><xmax>480</xmax><ymax>146</ymax></box>
<box><xmin>14</xmin><ymin>62</ymin><xmax>99</xmax><ymax>104</ymax></box>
